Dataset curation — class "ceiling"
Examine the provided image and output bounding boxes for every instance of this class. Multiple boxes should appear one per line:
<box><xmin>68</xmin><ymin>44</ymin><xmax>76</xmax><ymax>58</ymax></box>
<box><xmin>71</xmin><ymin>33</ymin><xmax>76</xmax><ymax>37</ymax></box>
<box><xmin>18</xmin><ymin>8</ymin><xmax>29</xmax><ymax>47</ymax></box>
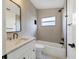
<box><xmin>30</xmin><ymin>0</ymin><xmax>65</xmax><ymax>9</ymax></box>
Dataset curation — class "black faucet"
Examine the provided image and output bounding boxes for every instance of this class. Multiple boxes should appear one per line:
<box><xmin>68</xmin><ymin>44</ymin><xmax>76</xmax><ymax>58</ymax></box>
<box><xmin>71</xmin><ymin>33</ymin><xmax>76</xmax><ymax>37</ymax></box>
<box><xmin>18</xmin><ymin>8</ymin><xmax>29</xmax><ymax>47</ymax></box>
<box><xmin>13</xmin><ymin>32</ymin><xmax>18</xmax><ymax>39</ymax></box>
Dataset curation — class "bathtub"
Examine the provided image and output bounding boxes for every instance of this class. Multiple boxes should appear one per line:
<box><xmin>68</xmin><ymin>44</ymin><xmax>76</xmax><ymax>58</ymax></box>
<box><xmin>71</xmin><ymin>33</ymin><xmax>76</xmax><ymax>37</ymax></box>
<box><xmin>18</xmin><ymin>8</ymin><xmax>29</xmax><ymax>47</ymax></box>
<box><xmin>36</xmin><ymin>40</ymin><xmax>66</xmax><ymax>59</ymax></box>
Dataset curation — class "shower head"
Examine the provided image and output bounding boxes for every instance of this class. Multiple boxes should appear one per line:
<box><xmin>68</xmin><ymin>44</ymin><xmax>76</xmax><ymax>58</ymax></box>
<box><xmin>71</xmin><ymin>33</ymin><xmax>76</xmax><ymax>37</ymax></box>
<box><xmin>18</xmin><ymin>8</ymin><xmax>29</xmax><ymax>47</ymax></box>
<box><xmin>58</xmin><ymin>8</ymin><xmax>64</xmax><ymax>12</ymax></box>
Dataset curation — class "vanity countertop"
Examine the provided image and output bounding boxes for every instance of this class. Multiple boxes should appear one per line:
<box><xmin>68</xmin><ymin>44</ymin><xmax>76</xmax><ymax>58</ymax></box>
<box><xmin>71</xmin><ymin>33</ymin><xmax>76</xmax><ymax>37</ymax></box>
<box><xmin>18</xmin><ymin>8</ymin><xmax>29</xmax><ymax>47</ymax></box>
<box><xmin>5</xmin><ymin>36</ymin><xmax>36</xmax><ymax>54</ymax></box>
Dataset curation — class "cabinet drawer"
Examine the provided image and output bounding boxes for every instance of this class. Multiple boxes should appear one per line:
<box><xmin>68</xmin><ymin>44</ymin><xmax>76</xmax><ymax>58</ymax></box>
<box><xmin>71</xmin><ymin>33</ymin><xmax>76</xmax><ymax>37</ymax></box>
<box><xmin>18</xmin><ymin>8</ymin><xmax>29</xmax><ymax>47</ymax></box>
<box><xmin>7</xmin><ymin>40</ymin><xmax>36</xmax><ymax>59</ymax></box>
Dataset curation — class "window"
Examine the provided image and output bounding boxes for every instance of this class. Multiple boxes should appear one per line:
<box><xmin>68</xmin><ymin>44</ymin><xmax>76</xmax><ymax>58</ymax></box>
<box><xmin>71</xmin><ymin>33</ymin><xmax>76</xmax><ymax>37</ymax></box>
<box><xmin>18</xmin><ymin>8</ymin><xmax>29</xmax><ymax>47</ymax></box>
<box><xmin>41</xmin><ymin>17</ymin><xmax>56</xmax><ymax>26</ymax></box>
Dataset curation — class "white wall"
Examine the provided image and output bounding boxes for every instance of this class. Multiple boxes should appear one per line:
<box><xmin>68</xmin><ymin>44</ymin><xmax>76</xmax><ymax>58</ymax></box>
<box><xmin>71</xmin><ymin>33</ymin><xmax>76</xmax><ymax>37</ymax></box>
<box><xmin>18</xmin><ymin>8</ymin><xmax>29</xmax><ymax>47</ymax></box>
<box><xmin>37</xmin><ymin>8</ymin><xmax>62</xmax><ymax>43</ymax></box>
<box><xmin>7</xmin><ymin>0</ymin><xmax>37</xmax><ymax>37</ymax></box>
<box><xmin>2</xmin><ymin>0</ymin><xmax>6</xmax><ymax>55</ymax></box>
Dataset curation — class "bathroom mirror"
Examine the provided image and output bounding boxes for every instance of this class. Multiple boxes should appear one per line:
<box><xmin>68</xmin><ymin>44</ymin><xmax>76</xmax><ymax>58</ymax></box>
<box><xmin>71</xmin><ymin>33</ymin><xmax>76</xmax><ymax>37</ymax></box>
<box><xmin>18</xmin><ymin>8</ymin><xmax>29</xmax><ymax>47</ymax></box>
<box><xmin>6</xmin><ymin>0</ymin><xmax>21</xmax><ymax>32</ymax></box>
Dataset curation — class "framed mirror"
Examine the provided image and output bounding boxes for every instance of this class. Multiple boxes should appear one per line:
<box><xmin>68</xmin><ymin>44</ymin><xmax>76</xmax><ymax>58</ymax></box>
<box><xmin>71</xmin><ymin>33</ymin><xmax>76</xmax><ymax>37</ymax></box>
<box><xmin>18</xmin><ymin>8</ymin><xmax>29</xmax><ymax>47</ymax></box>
<box><xmin>6</xmin><ymin>0</ymin><xmax>21</xmax><ymax>32</ymax></box>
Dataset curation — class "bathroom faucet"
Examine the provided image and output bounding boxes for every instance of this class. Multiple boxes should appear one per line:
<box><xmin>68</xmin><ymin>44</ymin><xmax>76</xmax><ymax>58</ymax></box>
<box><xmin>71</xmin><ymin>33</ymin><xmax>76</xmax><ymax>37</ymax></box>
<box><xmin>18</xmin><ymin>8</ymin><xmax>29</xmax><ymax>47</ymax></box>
<box><xmin>13</xmin><ymin>32</ymin><xmax>18</xmax><ymax>39</ymax></box>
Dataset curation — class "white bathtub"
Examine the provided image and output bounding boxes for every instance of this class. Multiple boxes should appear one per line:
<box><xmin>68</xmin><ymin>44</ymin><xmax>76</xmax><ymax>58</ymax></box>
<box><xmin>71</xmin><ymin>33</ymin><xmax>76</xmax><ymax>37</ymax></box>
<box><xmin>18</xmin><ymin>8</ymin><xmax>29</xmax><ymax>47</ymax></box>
<box><xmin>36</xmin><ymin>40</ymin><xmax>66</xmax><ymax>59</ymax></box>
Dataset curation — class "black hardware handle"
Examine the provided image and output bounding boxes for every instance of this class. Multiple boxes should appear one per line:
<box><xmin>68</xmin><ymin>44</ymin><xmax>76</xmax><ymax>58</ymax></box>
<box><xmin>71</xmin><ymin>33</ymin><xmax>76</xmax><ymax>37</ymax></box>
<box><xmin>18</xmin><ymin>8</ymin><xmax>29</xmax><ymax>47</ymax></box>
<box><xmin>23</xmin><ymin>57</ymin><xmax>25</xmax><ymax>59</ymax></box>
<box><xmin>68</xmin><ymin>43</ymin><xmax>75</xmax><ymax>48</ymax></box>
<box><xmin>33</xmin><ymin>49</ymin><xmax>35</xmax><ymax>52</ymax></box>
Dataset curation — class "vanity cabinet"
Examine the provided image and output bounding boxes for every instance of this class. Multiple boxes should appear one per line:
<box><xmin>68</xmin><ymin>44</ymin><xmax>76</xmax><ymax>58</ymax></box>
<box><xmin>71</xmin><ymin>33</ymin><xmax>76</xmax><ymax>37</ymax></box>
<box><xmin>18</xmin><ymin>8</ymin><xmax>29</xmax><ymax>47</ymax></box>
<box><xmin>7</xmin><ymin>40</ymin><xmax>36</xmax><ymax>59</ymax></box>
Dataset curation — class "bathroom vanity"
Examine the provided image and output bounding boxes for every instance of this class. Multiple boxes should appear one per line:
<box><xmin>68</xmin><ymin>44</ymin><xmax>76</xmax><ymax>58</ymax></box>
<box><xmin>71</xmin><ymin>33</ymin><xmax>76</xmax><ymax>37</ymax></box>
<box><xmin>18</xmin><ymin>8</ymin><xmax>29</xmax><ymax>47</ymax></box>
<box><xmin>3</xmin><ymin>37</ymin><xmax>36</xmax><ymax>59</ymax></box>
<box><xmin>4</xmin><ymin>0</ymin><xmax>36</xmax><ymax>59</ymax></box>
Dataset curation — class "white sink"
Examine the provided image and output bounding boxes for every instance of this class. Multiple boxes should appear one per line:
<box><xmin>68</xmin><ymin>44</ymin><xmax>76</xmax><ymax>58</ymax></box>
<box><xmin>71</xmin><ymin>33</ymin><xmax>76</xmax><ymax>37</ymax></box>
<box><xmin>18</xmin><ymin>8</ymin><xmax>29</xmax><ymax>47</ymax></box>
<box><xmin>7</xmin><ymin>38</ymin><xmax>28</xmax><ymax>45</ymax></box>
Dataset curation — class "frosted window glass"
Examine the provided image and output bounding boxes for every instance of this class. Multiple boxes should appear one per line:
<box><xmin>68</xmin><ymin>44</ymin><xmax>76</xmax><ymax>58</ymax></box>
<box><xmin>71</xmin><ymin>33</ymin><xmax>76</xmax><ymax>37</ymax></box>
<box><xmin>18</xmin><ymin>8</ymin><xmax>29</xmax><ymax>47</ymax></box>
<box><xmin>41</xmin><ymin>17</ymin><xmax>56</xmax><ymax>26</ymax></box>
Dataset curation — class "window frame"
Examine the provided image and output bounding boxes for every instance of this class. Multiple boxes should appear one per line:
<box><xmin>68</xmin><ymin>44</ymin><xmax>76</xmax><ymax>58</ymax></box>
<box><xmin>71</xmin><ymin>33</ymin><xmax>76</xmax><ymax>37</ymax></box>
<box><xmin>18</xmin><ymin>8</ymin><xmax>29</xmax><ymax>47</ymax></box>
<box><xmin>41</xmin><ymin>16</ymin><xmax>56</xmax><ymax>27</ymax></box>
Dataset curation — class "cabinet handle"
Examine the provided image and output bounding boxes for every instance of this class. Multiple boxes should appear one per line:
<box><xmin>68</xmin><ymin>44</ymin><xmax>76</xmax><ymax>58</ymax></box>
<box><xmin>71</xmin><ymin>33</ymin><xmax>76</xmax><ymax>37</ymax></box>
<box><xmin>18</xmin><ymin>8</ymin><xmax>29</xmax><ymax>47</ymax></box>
<box><xmin>33</xmin><ymin>49</ymin><xmax>35</xmax><ymax>52</ymax></box>
<box><xmin>23</xmin><ymin>57</ymin><xmax>25</xmax><ymax>59</ymax></box>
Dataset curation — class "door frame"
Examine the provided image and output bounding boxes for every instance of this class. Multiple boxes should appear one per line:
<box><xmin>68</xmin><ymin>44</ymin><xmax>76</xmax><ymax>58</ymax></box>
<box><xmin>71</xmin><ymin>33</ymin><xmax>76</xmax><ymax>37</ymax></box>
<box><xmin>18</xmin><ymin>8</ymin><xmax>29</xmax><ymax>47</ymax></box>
<box><xmin>66</xmin><ymin>0</ymin><xmax>68</xmax><ymax>57</ymax></box>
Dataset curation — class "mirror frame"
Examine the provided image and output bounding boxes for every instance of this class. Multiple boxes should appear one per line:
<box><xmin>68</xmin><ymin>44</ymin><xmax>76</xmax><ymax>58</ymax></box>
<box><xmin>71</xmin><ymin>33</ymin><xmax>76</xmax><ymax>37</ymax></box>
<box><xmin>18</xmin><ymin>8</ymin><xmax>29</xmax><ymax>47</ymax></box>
<box><xmin>9</xmin><ymin>0</ymin><xmax>22</xmax><ymax>32</ymax></box>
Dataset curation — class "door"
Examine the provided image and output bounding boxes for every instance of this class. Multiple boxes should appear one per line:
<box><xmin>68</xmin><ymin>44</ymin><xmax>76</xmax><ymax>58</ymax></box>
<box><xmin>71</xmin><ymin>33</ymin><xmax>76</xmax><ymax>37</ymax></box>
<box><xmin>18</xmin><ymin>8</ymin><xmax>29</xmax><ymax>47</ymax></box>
<box><xmin>67</xmin><ymin>0</ymin><xmax>76</xmax><ymax>59</ymax></box>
